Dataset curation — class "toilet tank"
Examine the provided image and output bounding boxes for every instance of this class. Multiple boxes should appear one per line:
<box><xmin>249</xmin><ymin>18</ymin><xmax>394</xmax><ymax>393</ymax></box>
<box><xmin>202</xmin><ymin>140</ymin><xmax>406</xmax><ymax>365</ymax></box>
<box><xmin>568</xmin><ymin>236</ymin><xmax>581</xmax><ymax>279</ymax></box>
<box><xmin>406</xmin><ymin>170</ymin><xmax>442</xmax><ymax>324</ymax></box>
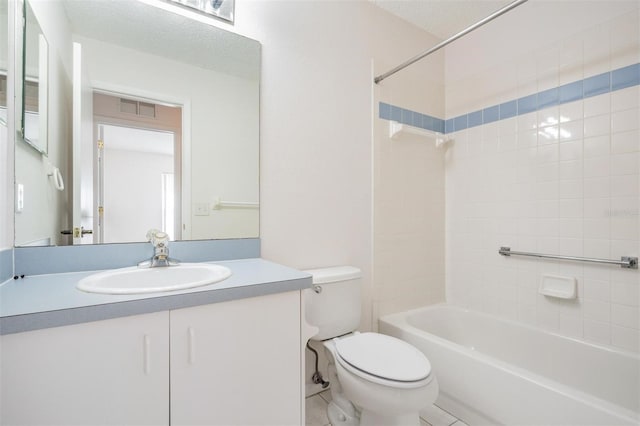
<box><xmin>303</xmin><ymin>266</ymin><xmax>362</xmax><ymax>341</ymax></box>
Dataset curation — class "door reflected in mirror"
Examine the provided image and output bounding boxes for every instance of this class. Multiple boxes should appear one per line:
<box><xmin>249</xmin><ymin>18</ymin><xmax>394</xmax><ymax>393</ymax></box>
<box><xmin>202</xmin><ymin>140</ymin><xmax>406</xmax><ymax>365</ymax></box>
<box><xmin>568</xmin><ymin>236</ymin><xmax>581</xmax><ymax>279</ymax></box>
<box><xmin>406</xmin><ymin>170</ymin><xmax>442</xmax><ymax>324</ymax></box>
<box><xmin>88</xmin><ymin>92</ymin><xmax>182</xmax><ymax>245</ymax></box>
<box><xmin>15</xmin><ymin>0</ymin><xmax>260</xmax><ymax>247</ymax></box>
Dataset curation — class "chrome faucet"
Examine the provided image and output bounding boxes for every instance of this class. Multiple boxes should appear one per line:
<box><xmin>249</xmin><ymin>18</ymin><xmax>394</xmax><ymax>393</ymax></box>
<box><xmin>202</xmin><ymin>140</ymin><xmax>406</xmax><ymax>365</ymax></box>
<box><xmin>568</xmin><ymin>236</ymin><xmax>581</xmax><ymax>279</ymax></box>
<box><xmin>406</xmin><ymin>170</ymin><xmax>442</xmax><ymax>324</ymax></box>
<box><xmin>138</xmin><ymin>229</ymin><xmax>180</xmax><ymax>268</ymax></box>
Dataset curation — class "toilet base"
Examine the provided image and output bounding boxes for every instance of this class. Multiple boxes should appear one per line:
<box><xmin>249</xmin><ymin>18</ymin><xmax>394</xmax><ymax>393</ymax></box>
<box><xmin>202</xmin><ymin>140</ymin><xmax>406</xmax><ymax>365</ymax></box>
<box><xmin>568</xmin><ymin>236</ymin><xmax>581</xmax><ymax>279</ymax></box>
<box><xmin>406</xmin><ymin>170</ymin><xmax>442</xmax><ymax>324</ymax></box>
<box><xmin>327</xmin><ymin>401</ymin><xmax>359</xmax><ymax>426</ymax></box>
<box><xmin>359</xmin><ymin>410</ymin><xmax>421</xmax><ymax>426</ymax></box>
<box><xmin>327</xmin><ymin>400</ymin><xmax>421</xmax><ymax>426</ymax></box>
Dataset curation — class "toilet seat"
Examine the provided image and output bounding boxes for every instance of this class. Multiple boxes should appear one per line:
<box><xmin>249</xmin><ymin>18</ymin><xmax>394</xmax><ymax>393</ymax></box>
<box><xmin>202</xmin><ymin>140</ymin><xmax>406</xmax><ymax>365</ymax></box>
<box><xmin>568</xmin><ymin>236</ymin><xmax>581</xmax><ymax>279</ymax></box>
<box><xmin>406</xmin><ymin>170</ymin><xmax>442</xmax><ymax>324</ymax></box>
<box><xmin>334</xmin><ymin>332</ymin><xmax>433</xmax><ymax>389</ymax></box>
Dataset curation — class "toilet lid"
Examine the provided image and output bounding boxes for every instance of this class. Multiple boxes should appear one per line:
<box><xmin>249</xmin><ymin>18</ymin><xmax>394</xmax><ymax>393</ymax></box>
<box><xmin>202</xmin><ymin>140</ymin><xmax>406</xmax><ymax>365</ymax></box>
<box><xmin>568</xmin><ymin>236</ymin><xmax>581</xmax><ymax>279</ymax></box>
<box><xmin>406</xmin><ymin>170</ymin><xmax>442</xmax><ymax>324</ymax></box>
<box><xmin>335</xmin><ymin>333</ymin><xmax>431</xmax><ymax>382</ymax></box>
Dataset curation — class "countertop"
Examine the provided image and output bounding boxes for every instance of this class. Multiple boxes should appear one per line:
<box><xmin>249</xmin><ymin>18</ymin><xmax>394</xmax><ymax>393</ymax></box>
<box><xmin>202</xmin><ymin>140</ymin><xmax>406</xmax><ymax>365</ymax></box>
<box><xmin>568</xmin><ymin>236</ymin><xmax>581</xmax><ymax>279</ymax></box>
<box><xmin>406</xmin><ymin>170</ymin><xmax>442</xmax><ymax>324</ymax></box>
<box><xmin>0</xmin><ymin>258</ymin><xmax>311</xmax><ymax>335</ymax></box>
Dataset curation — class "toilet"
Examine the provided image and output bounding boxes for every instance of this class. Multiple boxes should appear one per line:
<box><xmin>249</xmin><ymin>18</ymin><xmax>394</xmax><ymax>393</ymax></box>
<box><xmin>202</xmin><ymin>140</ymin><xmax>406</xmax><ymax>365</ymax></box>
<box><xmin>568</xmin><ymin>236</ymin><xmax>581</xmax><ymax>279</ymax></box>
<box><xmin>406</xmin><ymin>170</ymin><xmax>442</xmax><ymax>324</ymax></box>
<box><xmin>304</xmin><ymin>266</ymin><xmax>438</xmax><ymax>426</ymax></box>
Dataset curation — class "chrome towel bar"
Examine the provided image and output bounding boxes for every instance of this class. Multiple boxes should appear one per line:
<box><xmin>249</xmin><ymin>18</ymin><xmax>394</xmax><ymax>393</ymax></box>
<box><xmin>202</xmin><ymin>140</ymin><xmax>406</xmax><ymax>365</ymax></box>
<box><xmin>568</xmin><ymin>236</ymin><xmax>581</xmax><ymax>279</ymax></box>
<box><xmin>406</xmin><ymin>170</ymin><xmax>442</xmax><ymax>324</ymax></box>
<box><xmin>498</xmin><ymin>247</ymin><xmax>638</xmax><ymax>269</ymax></box>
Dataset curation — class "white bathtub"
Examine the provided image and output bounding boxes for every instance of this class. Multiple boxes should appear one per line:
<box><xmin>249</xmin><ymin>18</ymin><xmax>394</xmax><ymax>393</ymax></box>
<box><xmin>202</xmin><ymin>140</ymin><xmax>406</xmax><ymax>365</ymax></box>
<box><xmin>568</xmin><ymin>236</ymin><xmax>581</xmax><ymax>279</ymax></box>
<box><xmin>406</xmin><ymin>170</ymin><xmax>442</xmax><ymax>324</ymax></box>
<box><xmin>379</xmin><ymin>304</ymin><xmax>639</xmax><ymax>426</ymax></box>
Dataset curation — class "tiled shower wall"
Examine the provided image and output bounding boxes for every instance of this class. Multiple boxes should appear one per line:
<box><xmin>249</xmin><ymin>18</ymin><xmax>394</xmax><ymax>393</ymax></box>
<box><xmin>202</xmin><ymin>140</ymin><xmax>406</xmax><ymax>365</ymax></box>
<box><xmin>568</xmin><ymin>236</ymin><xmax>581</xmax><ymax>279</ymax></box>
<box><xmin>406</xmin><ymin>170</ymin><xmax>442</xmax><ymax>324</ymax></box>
<box><xmin>445</xmin><ymin>10</ymin><xmax>639</xmax><ymax>352</ymax></box>
<box><xmin>372</xmin><ymin>28</ymin><xmax>446</xmax><ymax>328</ymax></box>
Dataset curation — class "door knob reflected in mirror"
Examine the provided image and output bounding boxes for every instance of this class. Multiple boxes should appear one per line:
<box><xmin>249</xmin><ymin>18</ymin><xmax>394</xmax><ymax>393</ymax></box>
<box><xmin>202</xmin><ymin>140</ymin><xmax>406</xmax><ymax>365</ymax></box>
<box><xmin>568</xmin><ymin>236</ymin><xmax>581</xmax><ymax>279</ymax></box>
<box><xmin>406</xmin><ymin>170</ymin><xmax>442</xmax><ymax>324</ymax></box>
<box><xmin>61</xmin><ymin>227</ymin><xmax>93</xmax><ymax>237</ymax></box>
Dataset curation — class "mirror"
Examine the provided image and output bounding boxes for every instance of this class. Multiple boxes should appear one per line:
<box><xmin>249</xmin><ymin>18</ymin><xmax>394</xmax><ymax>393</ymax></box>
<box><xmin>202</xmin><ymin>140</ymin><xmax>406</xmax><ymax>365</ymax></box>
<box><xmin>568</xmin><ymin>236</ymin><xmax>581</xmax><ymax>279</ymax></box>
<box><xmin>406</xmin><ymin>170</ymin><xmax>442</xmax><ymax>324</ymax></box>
<box><xmin>21</xmin><ymin>0</ymin><xmax>48</xmax><ymax>154</ymax></box>
<box><xmin>15</xmin><ymin>0</ymin><xmax>260</xmax><ymax>247</ymax></box>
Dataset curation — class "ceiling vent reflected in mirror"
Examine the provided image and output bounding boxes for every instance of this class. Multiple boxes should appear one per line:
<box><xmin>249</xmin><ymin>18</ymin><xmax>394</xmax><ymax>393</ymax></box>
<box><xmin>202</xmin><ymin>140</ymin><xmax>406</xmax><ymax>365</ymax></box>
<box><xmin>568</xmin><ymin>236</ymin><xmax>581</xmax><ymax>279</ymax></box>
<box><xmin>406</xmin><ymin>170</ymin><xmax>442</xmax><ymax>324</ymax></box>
<box><xmin>119</xmin><ymin>98</ymin><xmax>156</xmax><ymax>119</ymax></box>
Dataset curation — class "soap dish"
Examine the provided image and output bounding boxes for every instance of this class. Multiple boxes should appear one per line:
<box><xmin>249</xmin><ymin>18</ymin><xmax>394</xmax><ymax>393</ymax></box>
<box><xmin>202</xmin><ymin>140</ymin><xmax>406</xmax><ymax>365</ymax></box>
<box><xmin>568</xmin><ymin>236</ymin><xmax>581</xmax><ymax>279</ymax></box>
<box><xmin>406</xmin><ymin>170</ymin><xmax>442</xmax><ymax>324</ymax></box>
<box><xmin>539</xmin><ymin>274</ymin><xmax>577</xmax><ymax>299</ymax></box>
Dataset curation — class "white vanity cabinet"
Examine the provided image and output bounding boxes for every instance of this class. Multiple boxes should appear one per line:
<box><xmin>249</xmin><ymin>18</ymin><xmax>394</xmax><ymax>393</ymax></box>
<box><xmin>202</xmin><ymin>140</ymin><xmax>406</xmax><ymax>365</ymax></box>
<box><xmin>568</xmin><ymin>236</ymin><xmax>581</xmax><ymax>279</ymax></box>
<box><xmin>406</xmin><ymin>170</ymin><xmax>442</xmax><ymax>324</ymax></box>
<box><xmin>0</xmin><ymin>311</ymin><xmax>170</xmax><ymax>426</ymax></box>
<box><xmin>170</xmin><ymin>290</ymin><xmax>302</xmax><ymax>425</ymax></box>
<box><xmin>0</xmin><ymin>290</ymin><xmax>302</xmax><ymax>426</ymax></box>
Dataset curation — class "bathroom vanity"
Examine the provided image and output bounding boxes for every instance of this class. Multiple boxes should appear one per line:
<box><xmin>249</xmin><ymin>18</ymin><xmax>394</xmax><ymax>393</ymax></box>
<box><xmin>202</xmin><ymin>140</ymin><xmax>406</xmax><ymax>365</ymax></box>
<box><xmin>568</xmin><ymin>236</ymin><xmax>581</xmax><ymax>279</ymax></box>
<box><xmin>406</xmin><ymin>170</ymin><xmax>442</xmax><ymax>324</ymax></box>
<box><xmin>0</xmin><ymin>259</ymin><xmax>311</xmax><ymax>426</ymax></box>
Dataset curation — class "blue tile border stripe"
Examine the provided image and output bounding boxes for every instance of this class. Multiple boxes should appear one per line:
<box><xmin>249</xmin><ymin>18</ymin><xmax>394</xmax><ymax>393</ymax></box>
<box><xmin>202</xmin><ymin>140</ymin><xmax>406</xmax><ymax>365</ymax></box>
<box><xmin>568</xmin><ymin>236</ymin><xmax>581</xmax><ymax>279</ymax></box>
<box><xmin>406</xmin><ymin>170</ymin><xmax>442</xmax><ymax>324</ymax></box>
<box><xmin>379</xmin><ymin>63</ymin><xmax>640</xmax><ymax>134</ymax></box>
<box><xmin>379</xmin><ymin>102</ymin><xmax>445</xmax><ymax>133</ymax></box>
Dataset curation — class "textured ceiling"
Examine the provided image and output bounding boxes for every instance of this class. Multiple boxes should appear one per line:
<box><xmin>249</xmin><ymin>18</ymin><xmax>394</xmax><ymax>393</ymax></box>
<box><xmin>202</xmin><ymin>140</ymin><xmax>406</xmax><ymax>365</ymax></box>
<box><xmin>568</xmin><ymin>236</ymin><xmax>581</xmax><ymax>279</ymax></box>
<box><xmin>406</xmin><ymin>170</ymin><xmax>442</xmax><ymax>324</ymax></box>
<box><xmin>62</xmin><ymin>0</ymin><xmax>260</xmax><ymax>80</ymax></box>
<box><xmin>372</xmin><ymin>0</ymin><xmax>512</xmax><ymax>40</ymax></box>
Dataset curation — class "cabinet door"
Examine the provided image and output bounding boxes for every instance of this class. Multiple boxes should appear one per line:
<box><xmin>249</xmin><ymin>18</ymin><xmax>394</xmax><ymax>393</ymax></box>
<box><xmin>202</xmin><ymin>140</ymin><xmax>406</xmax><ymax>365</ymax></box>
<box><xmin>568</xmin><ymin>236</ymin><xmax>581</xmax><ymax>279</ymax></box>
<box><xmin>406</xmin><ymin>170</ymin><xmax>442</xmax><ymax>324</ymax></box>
<box><xmin>0</xmin><ymin>311</ymin><xmax>169</xmax><ymax>426</ymax></box>
<box><xmin>171</xmin><ymin>291</ymin><xmax>301</xmax><ymax>426</ymax></box>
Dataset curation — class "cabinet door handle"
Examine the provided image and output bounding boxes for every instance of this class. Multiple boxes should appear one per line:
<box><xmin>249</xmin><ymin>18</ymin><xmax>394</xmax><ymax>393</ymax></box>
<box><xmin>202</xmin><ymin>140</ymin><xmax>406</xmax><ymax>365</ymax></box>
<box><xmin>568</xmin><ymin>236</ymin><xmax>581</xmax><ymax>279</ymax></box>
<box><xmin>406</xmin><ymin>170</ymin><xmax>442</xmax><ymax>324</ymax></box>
<box><xmin>143</xmin><ymin>335</ymin><xmax>151</xmax><ymax>375</ymax></box>
<box><xmin>188</xmin><ymin>327</ymin><xmax>195</xmax><ymax>365</ymax></box>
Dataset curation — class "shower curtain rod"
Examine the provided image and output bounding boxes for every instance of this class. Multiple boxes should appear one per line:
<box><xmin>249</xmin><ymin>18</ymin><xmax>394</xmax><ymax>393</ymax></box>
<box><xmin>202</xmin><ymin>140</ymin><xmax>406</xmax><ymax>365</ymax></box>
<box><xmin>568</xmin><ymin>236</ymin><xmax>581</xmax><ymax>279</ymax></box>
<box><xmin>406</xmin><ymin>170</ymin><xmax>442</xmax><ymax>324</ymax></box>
<box><xmin>374</xmin><ymin>0</ymin><xmax>529</xmax><ymax>84</ymax></box>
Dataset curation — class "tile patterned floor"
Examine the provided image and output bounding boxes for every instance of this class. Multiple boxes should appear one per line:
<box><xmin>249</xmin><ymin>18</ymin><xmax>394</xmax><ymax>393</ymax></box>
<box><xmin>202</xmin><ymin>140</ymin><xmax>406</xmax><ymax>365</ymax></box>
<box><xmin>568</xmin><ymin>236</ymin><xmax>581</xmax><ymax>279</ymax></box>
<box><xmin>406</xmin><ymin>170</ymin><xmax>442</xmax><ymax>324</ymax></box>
<box><xmin>305</xmin><ymin>390</ymin><xmax>469</xmax><ymax>426</ymax></box>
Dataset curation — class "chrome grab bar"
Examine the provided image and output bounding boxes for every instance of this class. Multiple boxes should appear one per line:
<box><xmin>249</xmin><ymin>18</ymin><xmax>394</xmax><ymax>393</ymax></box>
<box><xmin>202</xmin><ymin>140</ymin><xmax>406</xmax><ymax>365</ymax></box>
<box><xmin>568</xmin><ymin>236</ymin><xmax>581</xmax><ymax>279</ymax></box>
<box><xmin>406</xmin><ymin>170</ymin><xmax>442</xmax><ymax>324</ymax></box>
<box><xmin>498</xmin><ymin>247</ymin><xmax>638</xmax><ymax>269</ymax></box>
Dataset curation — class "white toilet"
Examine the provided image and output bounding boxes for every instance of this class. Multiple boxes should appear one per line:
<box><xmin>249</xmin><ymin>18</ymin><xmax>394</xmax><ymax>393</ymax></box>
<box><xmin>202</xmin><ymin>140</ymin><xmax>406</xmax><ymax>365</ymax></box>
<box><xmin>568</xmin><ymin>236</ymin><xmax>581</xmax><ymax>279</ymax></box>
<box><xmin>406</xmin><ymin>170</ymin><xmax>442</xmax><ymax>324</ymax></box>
<box><xmin>304</xmin><ymin>266</ymin><xmax>438</xmax><ymax>426</ymax></box>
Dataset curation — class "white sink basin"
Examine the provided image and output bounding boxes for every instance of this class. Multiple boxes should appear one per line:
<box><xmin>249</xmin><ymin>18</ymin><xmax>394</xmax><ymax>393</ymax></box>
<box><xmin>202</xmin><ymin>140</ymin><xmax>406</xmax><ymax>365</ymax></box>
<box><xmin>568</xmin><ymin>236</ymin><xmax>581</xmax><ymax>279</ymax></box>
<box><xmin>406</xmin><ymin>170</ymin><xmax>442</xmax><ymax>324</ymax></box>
<box><xmin>77</xmin><ymin>263</ymin><xmax>232</xmax><ymax>295</ymax></box>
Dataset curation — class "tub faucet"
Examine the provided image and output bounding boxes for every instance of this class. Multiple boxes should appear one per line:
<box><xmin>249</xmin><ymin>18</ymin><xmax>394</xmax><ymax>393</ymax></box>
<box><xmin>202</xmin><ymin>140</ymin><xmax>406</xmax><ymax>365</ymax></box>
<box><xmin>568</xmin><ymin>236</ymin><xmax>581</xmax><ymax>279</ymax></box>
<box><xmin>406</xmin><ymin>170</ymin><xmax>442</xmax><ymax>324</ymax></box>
<box><xmin>138</xmin><ymin>229</ymin><xmax>180</xmax><ymax>268</ymax></box>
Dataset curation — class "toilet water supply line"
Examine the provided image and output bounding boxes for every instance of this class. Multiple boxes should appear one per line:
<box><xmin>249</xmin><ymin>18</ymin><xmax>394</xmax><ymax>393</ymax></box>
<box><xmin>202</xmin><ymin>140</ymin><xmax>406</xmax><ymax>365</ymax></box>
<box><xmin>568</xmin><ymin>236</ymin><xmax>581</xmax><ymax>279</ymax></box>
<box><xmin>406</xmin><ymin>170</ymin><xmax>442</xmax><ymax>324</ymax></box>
<box><xmin>306</xmin><ymin>342</ymin><xmax>330</xmax><ymax>389</ymax></box>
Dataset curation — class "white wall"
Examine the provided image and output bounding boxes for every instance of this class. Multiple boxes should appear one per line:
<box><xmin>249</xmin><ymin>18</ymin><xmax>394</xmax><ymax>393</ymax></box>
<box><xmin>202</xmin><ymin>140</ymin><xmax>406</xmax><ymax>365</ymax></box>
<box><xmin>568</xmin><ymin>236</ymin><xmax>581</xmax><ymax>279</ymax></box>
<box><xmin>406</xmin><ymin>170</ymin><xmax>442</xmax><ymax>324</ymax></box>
<box><xmin>444</xmin><ymin>1</ymin><xmax>640</xmax><ymax>352</ymax></box>
<box><xmin>230</xmin><ymin>0</ymin><xmax>448</xmax><ymax>334</ymax></box>
<box><xmin>221</xmin><ymin>0</ymin><xmax>447</xmax><ymax>395</ymax></box>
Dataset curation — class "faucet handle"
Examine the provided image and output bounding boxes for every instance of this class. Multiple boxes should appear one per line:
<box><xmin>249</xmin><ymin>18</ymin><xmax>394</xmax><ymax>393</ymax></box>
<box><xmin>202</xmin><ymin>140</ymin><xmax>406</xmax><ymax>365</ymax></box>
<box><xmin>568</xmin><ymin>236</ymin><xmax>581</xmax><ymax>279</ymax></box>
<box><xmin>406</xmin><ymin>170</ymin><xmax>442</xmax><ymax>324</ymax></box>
<box><xmin>146</xmin><ymin>229</ymin><xmax>169</xmax><ymax>246</ymax></box>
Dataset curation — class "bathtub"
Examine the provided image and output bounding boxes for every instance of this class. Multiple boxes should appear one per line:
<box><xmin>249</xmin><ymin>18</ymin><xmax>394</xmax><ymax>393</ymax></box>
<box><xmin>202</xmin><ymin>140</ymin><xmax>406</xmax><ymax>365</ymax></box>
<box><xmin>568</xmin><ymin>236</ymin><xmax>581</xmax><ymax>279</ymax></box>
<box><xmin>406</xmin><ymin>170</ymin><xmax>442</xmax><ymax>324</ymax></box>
<box><xmin>379</xmin><ymin>304</ymin><xmax>639</xmax><ymax>426</ymax></box>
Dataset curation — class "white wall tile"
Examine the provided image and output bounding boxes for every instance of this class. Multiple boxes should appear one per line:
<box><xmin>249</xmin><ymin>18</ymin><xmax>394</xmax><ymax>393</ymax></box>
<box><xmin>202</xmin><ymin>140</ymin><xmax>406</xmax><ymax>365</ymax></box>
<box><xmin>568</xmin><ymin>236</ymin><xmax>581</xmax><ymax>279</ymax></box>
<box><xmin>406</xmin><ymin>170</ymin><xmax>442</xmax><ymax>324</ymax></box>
<box><xmin>560</xmin><ymin>101</ymin><xmax>583</xmax><ymax>123</ymax></box>
<box><xmin>584</xmin><ymin>94</ymin><xmax>610</xmax><ymax>118</ymax></box>
<box><xmin>584</xmin><ymin>156</ymin><xmax>611</xmax><ymax>178</ymax></box>
<box><xmin>584</xmin><ymin>198</ymin><xmax>610</xmax><ymax>218</ymax></box>
<box><xmin>444</xmin><ymin>5</ymin><xmax>639</xmax><ymax>353</ymax></box>
<box><xmin>584</xmin><ymin>298</ymin><xmax>611</xmax><ymax>322</ymax></box>
<box><xmin>559</xmin><ymin>218</ymin><xmax>583</xmax><ymax>238</ymax></box>
<box><xmin>610</xmin><ymin>153</ymin><xmax>638</xmax><ymax>176</ymax></box>
<box><xmin>584</xmin><ymin>218</ymin><xmax>610</xmax><ymax>239</ymax></box>
<box><xmin>559</xmin><ymin>160</ymin><xmax>583</xmax><ymax>180</ymax></box>
<box><xmin>583</xmin><ymin>135</ymin><xmax>610</xmax><ymax>158</ymax></box>
<box><xmin>559</xmin><ymin>179</ymin><xmax>583</xmax><ymax>199</ymax></box>
<box><xmin>612</xmin><ymin>87</ymin><xmax>640</xmax><ymax>112</ymax></box>
<box><xmin>611</xmin><ymin>325</ymin><xmax>640</xmax><ymax>351</ymax></box>
<box><xmin>559</xmin><ymin>120</ymin><xmax>584</xmax><ymax>141</ymax></box>
<box><xmin>583</xmin><ymin>177</ymin><xmax>610</xmax><ymax>198</ymax></box>
<box><xmin>559</xmin><ymin>199</ymin><xmax>583</xmax><ymax>218</ymax></box>
<box><xmin>559</xmin><ymin>313</ymin><xmax>584</xmax><ymax>338</ymax></box>
<box><xmin>584</xmin><ymin>114</ymin><xmax>611</xmax><ymax>138</ymax></box>
<box><xmin>583</xmin><ymin>23</ymin><xmax>611</xmax><ymax>75</ymax></box>
<box><xmin>611</xmin><ymin>109</ymin><xmax>640</xmax><ymax>133</ymax></box>
<box><xmin>611</xmin><ymin>130</ymin><xmax>639</xmax><ymax>154</ymax></box>
<box><xmin>610</xmin><ymin>176</ymin><xmax>639</xmax><ymax>198</ymax></box>
<box><xmin>611</xmin><ymin>303</ymin><xmax>639</xmax><ymax>329</ymax></box>
<box><xmin>584</xmin><ymin>279</ymin><xmax>611</xmax><ymax>302</ymax></box>
<box><xmin>611</xmin><ymin>10</ymin><xmax>640</xmax><ymax>65</ymax></box>
<box><xmin>584</xmin><ymin>319</ymin><xmax>611</xmax><ymax>344</ymax></box>
<box><xmin>518</xmin><ymin>130</ymin><xmax>538</xmax><ymax>149</ymax></box>
<box><xmin>538</xmin><ymin>107</ymin><xmax>560</xmax><ymax>130</ymax></box>
<box><xmin>537</xmin><ymin>164</ymin><xmax>559</xmax><ymax>184</ymax></box>
<box><xmin>559</xmin><ymin>237</ymin><xmax>583</xmax><ymax>256</ymax></box>
<box><xmin>559</xmin><ymin>140</ymin><xmax>583</xmax><ymax>161</ymax></box>
<box><xmin>583</xmin><ymin>238</ymin><xmax>611</xmax><ymax>258</ymax></box>
<box><xmin>611</xmin><ymin>281</ymin><xmax>640</xmax><ymax>306</ymax></box>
